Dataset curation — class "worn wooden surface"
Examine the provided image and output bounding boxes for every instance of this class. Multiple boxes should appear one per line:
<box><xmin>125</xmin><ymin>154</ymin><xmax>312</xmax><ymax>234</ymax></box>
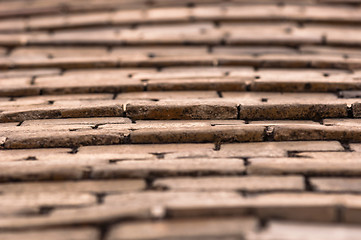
<box><xmin>1</xmin><ymin>0</ymin><xmax>361</xmax><ymax>239</ymax></box>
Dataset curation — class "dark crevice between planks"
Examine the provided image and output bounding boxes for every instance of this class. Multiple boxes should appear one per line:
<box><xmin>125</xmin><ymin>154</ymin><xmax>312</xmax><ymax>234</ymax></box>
<box><xmin>304</xmin><ymin>176</ymin><xmax>315</xmax><ymax>192</ymax></box>
<box><xmin>263</xmin><ymin>126</ymin><xmax>275</xmax><ymax>142</ymax></box>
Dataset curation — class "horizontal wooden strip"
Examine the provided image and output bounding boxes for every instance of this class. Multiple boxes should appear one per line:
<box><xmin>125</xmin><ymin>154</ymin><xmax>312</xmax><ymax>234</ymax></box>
<box><xmin>252</xmin><ymin>221</ymin><xmax>361</xmax><ymax>240</ymax></box>
<box><xmin>125</xmin><ymin>100</ymin><xmax>238</xmax><ymax>120</ymax></box>
<box><xmin>2</xmin><ymin>67</ymin><xmax>361</xmax><ymax>97</ymax></box>
<box><xmin>216</xmin><ymin>141</ymin><xmax>343</xmax><ymax>159</ymax></box>
<box><xmin>238</xmin><ymin>103</ymin><xmax>348</xmax><ymax>120</ymax></box>
<box><xmin>0</xmin><ymin>141</ymin><xmax>342</xmax><ymax>162</ymax></box>
<box><xmin>2</xmin><ymin>23</ymin><xmax>361</xmax><ymax>48</ymax></box>
<box><xmin>3</xmin><ymin>4</ymin><xmax>361</xmax><ymax>32</ymax></box>
<box><xmin>2</xmin><ymin>191</ymin><xmax>361</xmax><ymax>230</ymax></box>
<box><xmin>0</xmin><ymin>123</ymin><xmax>264</xmax><ymax>148</ymax></box>
<box><xmin>2</xmin><ymin>120</ymin><xmax>361</xmax><ymax>148</ymax></box>
<box><xmin>0</xmin><ymin>191</ymin><xmax>96</xmax><ymax>209</ymax></box>
<box><xmin>92</xmin><ymin>158</ymin><xmax>246</xmax><ymax>178</ymax></box>
<box><xmin>0</xmin><ymin>228</ymin><xmax>99</xmax><ymax>240</ymax></box>
<box><xmin>0</xmin><ymin>179</ymin><xmax>145</xmax><ymax>194</ymax></box>
<box><xmin>0</xmin><ymin>0</ymin><xmax>327</xmax><ymax>19</ymax></box>
<box><xmin>125</xmin><ymin>99</ymin><xmax>349</xmax><ymax>120</ymax></box>
<box><xmin>2</xmin><ymin>129</ymin><xmax>129</xmax><ymax>149</ymax></box>
<box><xmin>311</xmin><ymin>177</ymin><xmax>361</xmax><ymax>193</ymax></box>
<box><xmin>153</xmin><ymin>176</ymin><xmax>305</xmax><ymax>192</ymax></box>
<box><xmin>1</xmin><ymin>55</ymin><xmax>361</xmax><ymax>70</ymax></box>
<box><xmin>1</xmin><ymin>5</ymin><xmax>356</xmax><ymax>32</ymax></box>
<box><xmin>8</xmin><ymin>45</ymin><xmax>361</xmax><ymax>60</ymax></box>
<box><xmin>0</xmin><ymin>101</ymin><xmax>124</xmax><ymax>122</ymax></box>
<box><xmin>273</xmin><ymin>124</ymin><xmax>361</xmax><ymax>142</ymax></box>
<box><xmin>107</xmin><ymin>217</ymin><xmax>256</xmax><ymax>240</ymax></box>
<box><xmin>0</xmin><ymin>98</ymin><xmax>357</xmax><ymax>121</ymax></box>
<box><xmin>248</xmin><ymin>152</ymin><xmax>361</xmax><ymax>176</ymax></box>
<box><xmin>102</xmin><ymin>191</ymin><xmax>361</xmax><ymax>222</ymax></box>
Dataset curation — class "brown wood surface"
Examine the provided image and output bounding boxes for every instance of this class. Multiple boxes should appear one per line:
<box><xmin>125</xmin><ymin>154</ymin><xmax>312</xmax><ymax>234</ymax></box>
<box><xmin>1</xmin><ymin>0</ymin><xmax>361</xmax><ymax>239</ymax></box>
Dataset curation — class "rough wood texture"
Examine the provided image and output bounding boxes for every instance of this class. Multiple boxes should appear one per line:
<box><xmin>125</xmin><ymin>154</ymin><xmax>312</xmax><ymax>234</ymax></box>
<box><xmin>1</xmin><ymin>0</ymin><xmax>361</xmax><ymax>239</ymax></box>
